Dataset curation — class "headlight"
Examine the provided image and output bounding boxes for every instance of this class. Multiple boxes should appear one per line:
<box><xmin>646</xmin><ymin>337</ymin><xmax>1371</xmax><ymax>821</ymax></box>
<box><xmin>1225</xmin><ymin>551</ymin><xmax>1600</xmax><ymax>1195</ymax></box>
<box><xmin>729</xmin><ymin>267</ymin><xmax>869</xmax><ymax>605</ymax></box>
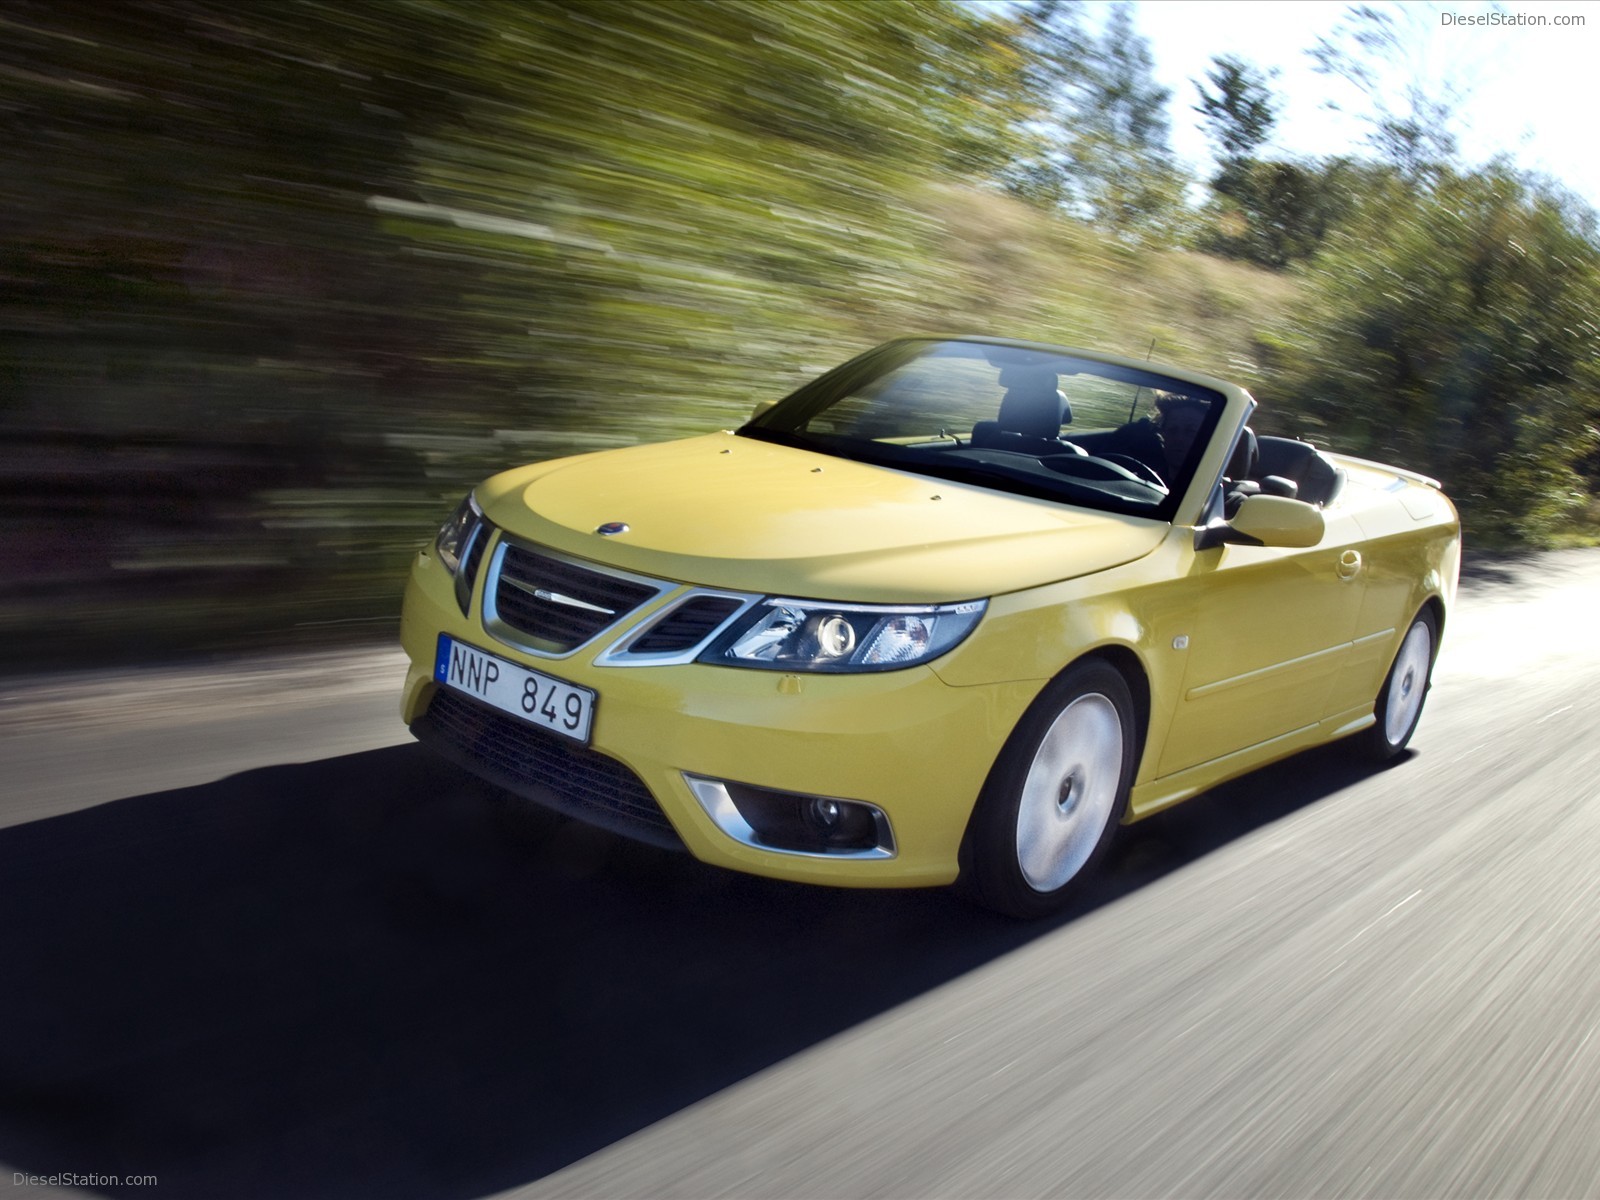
<box><xmin>700</xmin><ymin>597</ymin><xmax>986</xmax><ymax>673</ymax></box>
<box><xmin>435</xmin><ymin>493</ymin><xmax>482</xmax><ymax>576</ymax></box>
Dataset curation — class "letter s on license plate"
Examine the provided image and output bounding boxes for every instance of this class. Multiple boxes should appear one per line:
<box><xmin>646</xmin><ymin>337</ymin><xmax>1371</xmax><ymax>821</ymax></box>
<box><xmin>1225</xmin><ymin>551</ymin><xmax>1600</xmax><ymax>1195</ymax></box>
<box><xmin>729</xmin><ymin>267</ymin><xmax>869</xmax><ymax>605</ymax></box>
<box><xmin>434</xmin><ymin>635</ymin><xmax>596</xmax><ymax>744</ymax></box>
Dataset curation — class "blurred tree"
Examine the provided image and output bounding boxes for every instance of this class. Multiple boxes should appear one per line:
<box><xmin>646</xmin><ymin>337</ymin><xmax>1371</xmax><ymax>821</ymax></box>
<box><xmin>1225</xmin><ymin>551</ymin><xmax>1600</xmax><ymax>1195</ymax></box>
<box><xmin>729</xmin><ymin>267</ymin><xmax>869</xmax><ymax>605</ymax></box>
<box><xmin>0</xmin><ymin>0</ymin><xmax>510</xmax><ymax>657</ymax></box>
<box><xmin>1193</xmin><ymin>57</ymin><xmax>1363</xmax><ymax>269</ymax></box>
<box><xmin>385</xmin><ymin>0</ymin><xmax>988</xmax><ymax>438</ymax></box>
<box><xmin>1078</xmin><ymin>5</ymin><xmax>1185</xmax><ymax>236</ymax></box>
<box><xmin>0</xmin><ymin>0</ymin><xmax>1079</xmax><ymax>662</ymax></box>
<box><xmin>1006</xmin><ymin>1</ymin><xmax>1186</xmax><ymax>239</ymax></box>
<box><xmin>1194</xmin><ymin>55</ymin><xmax>1277</xmax><ymax>162</ymax></box>
<box><xmin>1264</xmin><ymin>165</ymin><xmax>1600</xmax><ymax>542</ymax></box>
<box><xmin>999</xmin><ymin>0</ymin><xmax>1086</xmax><ymax>207</ymax></box>
<box><xmin>3</xmin><ymin>0</ymin><xmax>1593</xmax><ymax>667</ymax></box>
<box><xmin>1214</xmin><ymin>160</ymin><xmax>1346</xmax><ymax>268</ymax></box>
<box><xmin>921</xmin><ymin>3</ymin><xmax>1045</xmax><ymax>183</ymax></box>
<box><xmin>1310</xmin><ymin>3</ymin><xmax>1460</xmax><ymax>181</ymax></box>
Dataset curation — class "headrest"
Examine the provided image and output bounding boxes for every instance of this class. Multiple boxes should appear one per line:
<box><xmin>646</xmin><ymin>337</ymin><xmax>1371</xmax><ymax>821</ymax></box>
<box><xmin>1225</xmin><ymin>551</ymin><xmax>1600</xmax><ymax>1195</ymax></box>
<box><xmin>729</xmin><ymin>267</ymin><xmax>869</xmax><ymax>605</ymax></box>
<box><xmin>997</xmin><ymin>368</ymin><xmax>1070</xmax><ymax>438</ymax></box>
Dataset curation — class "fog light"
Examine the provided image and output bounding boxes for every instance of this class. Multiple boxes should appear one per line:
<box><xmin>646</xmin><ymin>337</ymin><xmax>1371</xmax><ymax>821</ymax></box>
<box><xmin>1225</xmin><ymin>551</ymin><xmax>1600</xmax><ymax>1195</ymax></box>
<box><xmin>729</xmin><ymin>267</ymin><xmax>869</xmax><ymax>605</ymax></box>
<box><xmin>684</xmin><ymin>775</ymin><xmax>895</xmax><ymax>859</ymax></box>
<box><xmin>809</xmin><ymin>798</ymin><xmax>841</xmax><ymax>829</ymax></box>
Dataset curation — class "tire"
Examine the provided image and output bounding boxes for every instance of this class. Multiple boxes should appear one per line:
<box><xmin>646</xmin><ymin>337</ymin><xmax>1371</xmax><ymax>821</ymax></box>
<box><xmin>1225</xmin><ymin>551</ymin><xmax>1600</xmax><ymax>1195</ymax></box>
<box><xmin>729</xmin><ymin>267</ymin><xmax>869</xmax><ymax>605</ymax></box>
<box><xmin>957</xmin><ymin>660</ymin><xmax>1137</xmax><ymax>919</ymax></box>
<box><xmin>1358</xmin><ymin>607</ymin><xmax>1438</xmax><ymax>761</ymax></box>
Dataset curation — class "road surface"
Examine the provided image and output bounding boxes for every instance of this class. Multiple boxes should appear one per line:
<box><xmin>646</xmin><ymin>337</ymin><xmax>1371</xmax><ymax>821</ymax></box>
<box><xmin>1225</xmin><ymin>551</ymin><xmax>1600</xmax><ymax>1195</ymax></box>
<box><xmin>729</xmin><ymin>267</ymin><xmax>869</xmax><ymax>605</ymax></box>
<box><xmin>2</xmin><ymin>550</ymin><xmax>1598</xmax><ymax>1199</ymax></box>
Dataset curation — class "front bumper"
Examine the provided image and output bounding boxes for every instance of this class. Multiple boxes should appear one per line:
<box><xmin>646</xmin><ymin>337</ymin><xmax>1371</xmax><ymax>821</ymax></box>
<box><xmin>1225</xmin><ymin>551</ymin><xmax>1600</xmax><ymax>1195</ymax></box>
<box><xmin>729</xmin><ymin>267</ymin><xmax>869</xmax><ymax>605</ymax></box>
<box><xmin>398</xmin><ymin>544</ymin><xmax>1038</xmax><ymax>887</ymax></box>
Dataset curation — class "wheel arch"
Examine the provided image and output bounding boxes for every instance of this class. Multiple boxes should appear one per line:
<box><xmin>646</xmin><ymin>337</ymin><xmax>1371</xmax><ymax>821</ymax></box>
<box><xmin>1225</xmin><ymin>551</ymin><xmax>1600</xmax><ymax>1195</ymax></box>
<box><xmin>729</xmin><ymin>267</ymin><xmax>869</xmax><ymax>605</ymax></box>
<box><xmin>969</xmin><ymin>640</ymin><xmax>1154</xmax><ymax>812</ymax></box>
<box><xmin>1077</xmin><ymin>642</ymin><xmax>1152</xmax><ymax>760</ymax></box>
<box><xmin>955</xmin><ymin>646</ymin><xmax>1147</xmax><ymax>916</ymax></box>
<box><xmin>1419</xmin><ymin>592</ymin><xmax>1447</xmax><ymax>649</ymax></box>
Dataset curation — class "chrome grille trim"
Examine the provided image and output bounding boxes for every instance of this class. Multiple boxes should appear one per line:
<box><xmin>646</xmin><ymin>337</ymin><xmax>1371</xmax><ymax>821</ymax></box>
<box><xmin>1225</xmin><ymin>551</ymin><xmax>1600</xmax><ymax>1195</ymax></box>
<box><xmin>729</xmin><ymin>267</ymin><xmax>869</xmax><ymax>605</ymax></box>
<box><xmin>454</xmin><ymin>517</ymin><xmax>493</xmax><ymax>613</ymax></box>
<box><xmin>593</xmin><ymin>589</ymin><xmax>762</xmax><ymax>667</ymax></box>
<box><xmin>482</xmin><ymin>538</ymin><xmax>674</xmax><ymax>658</ymax></box>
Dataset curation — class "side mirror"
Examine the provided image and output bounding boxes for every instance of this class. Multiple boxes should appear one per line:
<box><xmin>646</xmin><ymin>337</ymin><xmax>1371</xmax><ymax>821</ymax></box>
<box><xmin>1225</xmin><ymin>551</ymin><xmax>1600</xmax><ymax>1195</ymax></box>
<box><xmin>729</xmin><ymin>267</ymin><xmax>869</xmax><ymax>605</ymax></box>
<box><xmin>1197</xmin><ymin>494</ymin><xmax>1325</xmax><ymax>550</ymax></box>
<box><xmin>750</xmin><ymin>399</ymin><xmax>779</xmax><ymax>421</ymax></box>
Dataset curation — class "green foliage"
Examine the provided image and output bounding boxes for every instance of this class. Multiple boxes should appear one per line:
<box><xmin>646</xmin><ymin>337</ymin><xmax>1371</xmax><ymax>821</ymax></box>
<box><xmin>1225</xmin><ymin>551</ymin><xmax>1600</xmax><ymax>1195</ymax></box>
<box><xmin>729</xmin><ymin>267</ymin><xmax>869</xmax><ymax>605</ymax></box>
<box><xmin>2</xmin><ymin>0</ymin><xmax>1598</xmax><ymax>666</ymax></box>
<box><xmin>389</xmin><ymin>0</ymin><xmax>981</xmax><ymax>436</ymax></box>
<box><xmin>1201</xmin><ymin>157</ymin><xmax>1364</xmax><ymax>269</ymax></box>
<box><xmin>1193</xmin><ymin>55</ymin><xmax>1277</xmax><ymax>162</ymax></box>
<box><xmin>1192</xmin><ymin>56</ymin><xmax>1345</xmax><ymax>270</ymax></box>
<box><xmin>903</xmin><ymin>2</ymin><xmax>1044</xmax><ymax>182</ymax></box>
<box><xmin>1264</xmin><ymin>165</ymin><xmax>1600</xmax><ymax>542</ymax></box>
<box><xmin>0</xmin><ymin>0</ymin><xmax>1162</xmax><ymax>664</ymax></box>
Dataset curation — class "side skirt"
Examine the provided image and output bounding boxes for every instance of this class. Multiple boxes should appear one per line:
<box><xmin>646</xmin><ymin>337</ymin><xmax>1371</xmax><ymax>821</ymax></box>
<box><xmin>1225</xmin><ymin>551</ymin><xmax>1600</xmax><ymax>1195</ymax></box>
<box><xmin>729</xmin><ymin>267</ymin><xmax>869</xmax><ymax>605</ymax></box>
<box><xmin>1124</xmin><ymin>704</ymin><xmax>1376</xmax><ymax>823</ymax></box>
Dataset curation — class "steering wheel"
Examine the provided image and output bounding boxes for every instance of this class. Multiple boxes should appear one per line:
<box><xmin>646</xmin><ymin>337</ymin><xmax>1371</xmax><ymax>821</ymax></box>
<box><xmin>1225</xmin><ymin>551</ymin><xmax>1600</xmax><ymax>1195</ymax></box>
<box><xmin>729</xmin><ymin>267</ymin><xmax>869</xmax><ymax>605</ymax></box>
<box><xmin>1098</xmin><ymin>453</ymin><xmax>1167</xmax><ymax>490</ymax></box>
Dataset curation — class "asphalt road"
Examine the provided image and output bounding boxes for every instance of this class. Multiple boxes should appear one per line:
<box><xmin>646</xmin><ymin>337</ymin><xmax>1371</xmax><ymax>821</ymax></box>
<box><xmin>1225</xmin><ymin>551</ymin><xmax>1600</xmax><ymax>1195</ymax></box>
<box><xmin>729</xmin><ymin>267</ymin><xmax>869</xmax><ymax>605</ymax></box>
<box><xmin>2</xmin><ymin>549</ymin><xmax>1598</xmax><ymax>1200</ymax></box>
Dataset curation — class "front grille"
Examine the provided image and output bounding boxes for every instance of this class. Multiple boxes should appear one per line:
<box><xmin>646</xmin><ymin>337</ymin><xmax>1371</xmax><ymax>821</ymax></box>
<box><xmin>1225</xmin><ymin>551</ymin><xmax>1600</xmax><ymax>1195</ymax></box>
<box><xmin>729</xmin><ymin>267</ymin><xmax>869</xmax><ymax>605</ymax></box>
<box><xmin>491</xmin><ymin>545</ymin><xmax>660</xmax><ymax>652</ymax></box>
<box><xmin>413</xmin><ymin>687</ymin><xmax>683</xmax><ymax>850</ymax></box>
<box><xmin>629</xmin><ymin>595</ymin><xmax>745</xmax><ymax>653</ymax></box>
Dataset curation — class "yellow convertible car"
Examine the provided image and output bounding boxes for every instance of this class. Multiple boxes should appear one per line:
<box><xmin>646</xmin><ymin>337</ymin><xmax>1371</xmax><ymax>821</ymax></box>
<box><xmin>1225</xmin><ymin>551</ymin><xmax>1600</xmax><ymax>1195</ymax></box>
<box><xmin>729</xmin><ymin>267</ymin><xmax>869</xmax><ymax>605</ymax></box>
<box><xmin>399</xmin><ymin>338</ymin><xmax>1459</xmax><ymax>916</ymax></box>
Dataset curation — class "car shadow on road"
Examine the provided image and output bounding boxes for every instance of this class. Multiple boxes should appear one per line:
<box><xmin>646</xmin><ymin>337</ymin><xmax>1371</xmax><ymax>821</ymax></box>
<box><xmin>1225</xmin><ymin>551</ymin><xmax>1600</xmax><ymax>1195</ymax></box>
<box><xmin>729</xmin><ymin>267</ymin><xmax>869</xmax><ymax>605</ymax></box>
<box><xmin>0</xmin><ymin>738</ymin><xmax>1382</xmax><ymax>1200</ymax></box>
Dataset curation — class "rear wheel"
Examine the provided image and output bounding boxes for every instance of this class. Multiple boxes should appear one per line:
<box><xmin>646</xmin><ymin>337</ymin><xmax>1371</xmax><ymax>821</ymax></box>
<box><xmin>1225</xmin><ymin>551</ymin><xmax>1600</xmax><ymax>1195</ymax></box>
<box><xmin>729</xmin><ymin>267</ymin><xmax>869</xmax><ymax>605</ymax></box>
<box><xmin>958</xmin><ymin>660</ymin><xmax>1136</xmax><ymax>919</ymax></box>
<box><xmin>1358</xmin><ymin>608</ymin><xmax>1438</xmax><ymax>761</ymax></box>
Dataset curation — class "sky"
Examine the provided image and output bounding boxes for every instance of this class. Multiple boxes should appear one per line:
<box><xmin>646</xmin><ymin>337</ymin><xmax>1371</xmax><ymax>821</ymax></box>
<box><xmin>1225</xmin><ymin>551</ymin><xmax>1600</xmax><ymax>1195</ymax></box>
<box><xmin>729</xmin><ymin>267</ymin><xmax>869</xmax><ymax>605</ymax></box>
<box><xmin>1117</xmin><ymin>0</ymin><xmax>1600</xmax><ymax>208</ymax></box>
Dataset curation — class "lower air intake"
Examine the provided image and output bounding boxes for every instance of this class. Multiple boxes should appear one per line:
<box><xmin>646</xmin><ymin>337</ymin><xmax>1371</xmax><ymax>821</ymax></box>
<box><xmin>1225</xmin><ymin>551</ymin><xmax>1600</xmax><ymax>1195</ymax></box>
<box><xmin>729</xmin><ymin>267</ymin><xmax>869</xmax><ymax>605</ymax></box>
<box><xmin>412</xmin><ymin>687</ymin><xmax>683</xmax><ymax>851</ymax></box>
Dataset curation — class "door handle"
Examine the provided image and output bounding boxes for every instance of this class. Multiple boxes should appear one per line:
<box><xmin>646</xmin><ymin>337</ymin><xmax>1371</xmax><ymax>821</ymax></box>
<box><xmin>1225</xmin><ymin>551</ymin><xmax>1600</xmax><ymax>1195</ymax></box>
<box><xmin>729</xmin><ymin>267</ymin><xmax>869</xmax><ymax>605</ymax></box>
<box><xmin>1337</xmin><ymin>549</ymin><xmax>1362</xmax><ymax>581</ymax></box>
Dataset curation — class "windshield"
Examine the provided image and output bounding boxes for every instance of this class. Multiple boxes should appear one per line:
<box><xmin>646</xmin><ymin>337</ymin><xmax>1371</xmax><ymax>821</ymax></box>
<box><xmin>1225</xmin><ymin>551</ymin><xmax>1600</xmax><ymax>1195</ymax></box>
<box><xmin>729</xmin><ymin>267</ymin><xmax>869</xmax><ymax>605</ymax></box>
<box><xmin>740</xmin><ymin>338</ymin><xmax>1228</xmax><ymax>521</ymax></box>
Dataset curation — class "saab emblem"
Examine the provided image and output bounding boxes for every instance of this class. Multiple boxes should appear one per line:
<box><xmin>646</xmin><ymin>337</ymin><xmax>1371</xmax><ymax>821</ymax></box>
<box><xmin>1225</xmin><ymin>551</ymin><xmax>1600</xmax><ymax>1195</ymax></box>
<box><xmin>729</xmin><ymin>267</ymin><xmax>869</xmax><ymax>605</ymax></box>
<box><xmin>596</xmin><ymin>521</ymin><xmax>630</xmax><ymax>536</ymax></box>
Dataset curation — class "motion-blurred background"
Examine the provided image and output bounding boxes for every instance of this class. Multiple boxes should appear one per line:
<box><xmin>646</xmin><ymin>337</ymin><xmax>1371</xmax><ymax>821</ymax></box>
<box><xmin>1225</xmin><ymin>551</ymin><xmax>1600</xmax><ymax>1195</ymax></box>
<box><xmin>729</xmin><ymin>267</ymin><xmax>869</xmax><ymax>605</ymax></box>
<box><xmin>3</xmin><ymin>0</ymin><xmax>1596</xmax><ymax>671</ymax></box>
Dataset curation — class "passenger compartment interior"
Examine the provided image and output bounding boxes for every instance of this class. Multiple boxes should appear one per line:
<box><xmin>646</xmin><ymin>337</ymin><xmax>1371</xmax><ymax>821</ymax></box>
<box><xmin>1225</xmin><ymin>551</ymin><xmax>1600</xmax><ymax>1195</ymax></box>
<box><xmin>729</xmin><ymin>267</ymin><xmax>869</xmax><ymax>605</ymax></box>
<box><xmin>1223</xmin><ymin>430</ymin><xmax>1346</xmax><ymax>516</ymax></box>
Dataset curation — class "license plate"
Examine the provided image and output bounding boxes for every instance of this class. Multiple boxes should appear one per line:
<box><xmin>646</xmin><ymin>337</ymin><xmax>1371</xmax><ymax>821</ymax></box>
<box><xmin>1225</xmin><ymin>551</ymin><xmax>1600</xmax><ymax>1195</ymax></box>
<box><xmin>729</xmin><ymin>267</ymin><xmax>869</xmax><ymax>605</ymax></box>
<box><xmin>434</xmin><ymin>635</ymin><xmax>596</xmax><ymax>744</ymax></box>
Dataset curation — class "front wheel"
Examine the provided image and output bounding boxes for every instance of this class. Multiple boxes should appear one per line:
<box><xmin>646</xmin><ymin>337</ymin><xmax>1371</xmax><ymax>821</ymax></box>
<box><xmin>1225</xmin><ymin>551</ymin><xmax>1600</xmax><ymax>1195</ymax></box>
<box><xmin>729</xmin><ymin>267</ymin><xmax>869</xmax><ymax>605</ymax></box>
<box><xmin>1357</xmin><ymin>608</ymin><xmax>1438</xmax><ymax>761</ymax></box>
<box><xmin>957</xmin><ymin>660</ymin><xmax>1136</xmax><ymax>919</ymax></box>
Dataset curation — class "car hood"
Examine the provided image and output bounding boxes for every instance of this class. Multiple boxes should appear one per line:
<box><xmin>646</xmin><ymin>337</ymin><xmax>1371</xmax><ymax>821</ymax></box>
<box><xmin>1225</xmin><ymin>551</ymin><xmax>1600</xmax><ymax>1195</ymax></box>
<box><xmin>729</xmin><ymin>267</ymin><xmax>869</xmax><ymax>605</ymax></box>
<box><xmin>475</xmin><ymin>433</ymin><xmax>1166</xmax><ymax>602</ymax></box>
